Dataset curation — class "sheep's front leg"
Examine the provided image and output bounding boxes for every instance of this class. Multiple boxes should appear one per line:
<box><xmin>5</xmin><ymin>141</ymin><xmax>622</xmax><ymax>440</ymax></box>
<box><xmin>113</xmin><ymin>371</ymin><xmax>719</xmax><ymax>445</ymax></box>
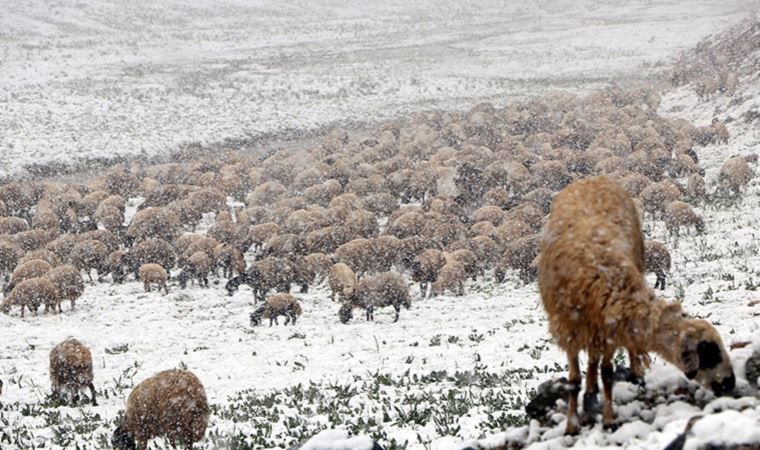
<box><xmin>601</xmin><ymin>353</ymin><xmax>616</xmax><ymax>430</ymax></box>
<box><xmin>565</xmin><ymin>351</ymin><xmax>581</xmax><ymax>435</ymax></box>
<box><xmin>627</xmin><ymin>350</ymin><xmax>648</xmax><ymax>386</ymax></box>
<box><xmin>284</xmin><ymin>315</ymin><xmax>291</xmax><ymax>326</ymax></box>
<box><xmin>290</xmin><ymin>312</ymin><xmax>297</xmax><ymax>325</ymax></box>
<box><xmin>89</xmin><ymin>382</ymin><xmax>97</xmax><ymax>406</ymax></box>
<box><xmin>393</xmin><ymin>304</ymin><xmax>400</xmax><ymax>322</ymax></box>
<box><xmin>143</xmin><ymin>282</ymin><xmax>150</xmax><ymax>292</ymax></box>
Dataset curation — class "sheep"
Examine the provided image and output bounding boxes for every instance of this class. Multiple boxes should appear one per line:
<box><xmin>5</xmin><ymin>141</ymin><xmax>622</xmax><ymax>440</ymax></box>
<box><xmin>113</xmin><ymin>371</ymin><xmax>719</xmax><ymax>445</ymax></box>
<box><xmin>446</xmin><ymin>248</ymin><xmax>479</xmax><ymax>280</ymax></box>
<box><xmin>288</xmin><ymin>257</ymin><xmax>314</xmax><ymax>293</ymax></box>
<box><xmin>20</xmin><ymin>249</ymin><xmax>61</xmax><ymax>268</ymax></box>
<box><xmin>490</xmin><ymin>219</ymin><xmax>532</xmax><ymax>251</ymax></box>
<box><xmin>639</xmin><ymin>180</ymin><xmax>683</xmax><ymax>220</ymax></box>
<box><xmin>0</xmin><ymin>242</ymin><xmax>24</xmax><ymax>281</ymax></box>
<box><xmin>167</xmin><ymin>199</ymin><xmax>204</xmax><ymax>230</ymax></box>
<box><xmin>46</xmin><ymin>233</ymin><xmax>82</xmax><ymax>264</ymax></box>
<box><xmin>664</xmin><ymin>201</ymin><xmax>705</xmax><ymax>237</ymax></box>
<box><xmin>32</xmin><ymin>208</ymin><xmax>60</xmax><ymax>231</ymax></box>
<box><xmin>686</xmin><ymin>173</ymin><xmax>706</xmax><ymax>201</ymax></box>
<box><xmin>178</xmin><ymin>251</ymin><xmax>212</xmax><ymax>288</ymax></box>
<box><xmin>126</xmin><ymin>207</ymin><xmax>181</xmax><ymax>244</ymax></box>
<box><xmin>225</xmin><ymin>257</ymin><xmax>291</xmax><ymax>302</ymax></box>
<box><xmin>1</xmin><ymin>277</ymin><xmax>59</xmax><ymax>317</ymax></box>
<box><xmin>718</xmin><ymin>156</ymin><xmax>753</xmax><ymax>197</ymax></box>
<box><xmin>334</xmin><ymin>238</ymin><xmax>376</xmax><ymax>277</ymax></box>
<box><xmin>80</xmin><ymin>230</ymin><xmax>120</xmax><ymax>254</ymax></box>
<box><xmin>213</xmin><ymin>243</ymin><xmax>245</xmax><ymax>279</ymax></box>
<box><xmin>305</xmin><ymin>226</ymin><xmax>352</xmax><ymax>254</ymax></box>
<box><xmin>345</xmin><ymin>209</ymin><xmax>380</xmax><ymax>239</ymax></box>
<box><xmin>338</xmin><ymin>272</ymin><xmax>411</xmax><ymax>323</ymax></box>
<box><xmin>385</xmin><ymin>211</ymin><xmax>426</xmax><ymax>239</ymax></box>
<box><xmin>430</xmin><ymin>261</ymin><xmax>466</xmax><ymax>297</ymax></box>
<box><xmin>304</xmin><ymin>252</ymin><xmax>332</xmax><ymax>282</ymax></box>
<box><xmin>111</xmin><ymin>369</ymin><xmax>209</xmax><ymax>450</ymax></box>
<box><xmin>93</xmin><ymin>205</ymin><xmax>124</xmax><ymax>233</ymax></box>
<box><xmin>328</xmin><ymin>263</ymin><xmax>357</xmax><ymax>302</ymax></box>
<box><xmin>49</xmin><ymin>338</ymin><xmax>96</xmax><ymax>405</ymax></box>
<box><xmin>179</xmin><ymin>237</ymin><xmax>219</xmax><ymax>267</ymax></box>
<box><xmin>250</xmin><ymin>293</ymin><xmax>303</xmax><ymax>326</ymax></box>
<box><xmin>45</xmin><ymin>265</ymin><xmax>85</xmax><ymax>311</ymax></box>
<box><xmin>538</xmin><ymin>176</ymin><xmax>734</xmax><ymax>434</ymax></box>
<box><xmin>472</xmin><ymin>206</ymin><xmax>506</xmax><ymax>226</ymax></box>
<box><xmin>247</xmin><ymin>222</ymin><xmax>281</xmax><ymax>252</ymax></box>
<box><xmin>4</xmin><ymin>259</ymin><xmax>52</xmax><ymax>295</ymax></box>
<box><xmin>129</xmin><ymin>238</ymin><xmax>176</xmax><ymax>278</ymax></box>
<box><xmin>139</xmin><ymin>263</ymin><xmax>169</xmax><ymax>294</ymax></box>
<box><xmin>15</xmin><ymin>228</ymin><xmax>57</xmax><ymax>252</ymax></box>
<box><xmin>107</xmin><ymin>250</ymin><xmax>130</xmax><ymax>283</ymax></box>
<box><xmin>645</xmin><ymin>241</ymin><xmax>671</xmax><ymax>290</ymax></box>
<box><xmin>263</xmin><ymin>233</ymin><xmax>307</xmax><ymax>258</ymax></box>
<box><xmin>71</xmin><ymin>239</ymin><xmax>109</xmax><ymax>282</ymax></box>
<box><xmin>0</xmin><ymin>216</ymin><xmax>29</xmax><ymax>234</ymax></box>
<box><xmin>411</xmin><ymin>249</ymin><xmax>446</xmax><ymax>298</ymax></box>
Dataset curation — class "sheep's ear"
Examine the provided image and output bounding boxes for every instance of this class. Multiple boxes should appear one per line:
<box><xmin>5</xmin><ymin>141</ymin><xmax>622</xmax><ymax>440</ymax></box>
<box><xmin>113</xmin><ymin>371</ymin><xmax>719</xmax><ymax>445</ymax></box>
<box><xmin>697</xmin><ymin>341</ymin><xmax>722</xmax><ymax>370</ymax></box>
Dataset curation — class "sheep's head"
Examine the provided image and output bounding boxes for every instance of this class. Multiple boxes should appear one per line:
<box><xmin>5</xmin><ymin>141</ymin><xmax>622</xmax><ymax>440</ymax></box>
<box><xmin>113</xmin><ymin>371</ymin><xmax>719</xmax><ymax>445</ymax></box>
<box><xmin>250</xmin><ymin>307</ymin><xmax>264</xmax><ymax>326</ymax></box>
<box><xmin>111</xmin><ymin>425</ymin><xmax>136</xmax><ymax>450</ymax></box>
<box><xmin>695</xmin><ymin>217</ymin><xmax>706</xmax><ymax>234</ymax></box>
<box><xmin>678</xmin><ymin>319</ymin><xmax>735</xmax><ymax>396</ymax></box>
<box><xmin>338</xmin><ymin>304</ymin><xmax>353</xmax><ymax>324</ymax></box>
<box><xmin>177</xmin><ymin>269</ymin><xmax>189</xmax><ymax>289</ymax></box>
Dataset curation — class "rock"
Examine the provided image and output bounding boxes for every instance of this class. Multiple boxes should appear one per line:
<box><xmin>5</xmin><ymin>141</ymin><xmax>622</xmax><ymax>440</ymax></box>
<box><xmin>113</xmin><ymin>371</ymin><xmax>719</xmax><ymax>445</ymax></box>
<box><xmin>525</xmin><ymin>376</ymin><xmax>572</xmax><ymax>420</ymax></box>
<box><xmin>745</xmin><ymin>351</ymin><xmax>760</xmax><ymax>389</ymax></box>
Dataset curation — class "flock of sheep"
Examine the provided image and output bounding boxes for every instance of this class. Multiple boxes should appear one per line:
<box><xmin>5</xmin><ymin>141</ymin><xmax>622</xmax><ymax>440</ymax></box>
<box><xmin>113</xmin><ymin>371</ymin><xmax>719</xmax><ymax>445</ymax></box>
<box><xmin>0</xmin><ymin>81</ymin><xmax>753</xmax><ymax>446</ymax></box>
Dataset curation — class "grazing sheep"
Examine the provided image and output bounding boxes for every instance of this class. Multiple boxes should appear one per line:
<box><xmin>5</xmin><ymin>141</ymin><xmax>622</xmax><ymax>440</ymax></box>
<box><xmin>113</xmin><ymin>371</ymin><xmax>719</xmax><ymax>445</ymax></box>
<box><xmin>70</xmin><ymin>239</ymin><xmax>109</xmax><ymax>282</ymax></box>
<box><xmin>686</xmin><ymin>173</ymin><xmax>706</xmax><ymax>201</ymax></box>
<box><xmin>139</xmin><ymin>263</ymin><xmax>169</xmax><ymax>294</ymax></box>
<box><xmin>472</xmin><ymin>206</ymin><xmax>506</xmax><ymax>226</ymax></box>
<box><xmin>334</xmin><ymin>238</ymin><xmax>376</xmax><ymax>277</ymax></box>
<box><xmin>213</xmin><ymin>243</ymin><xmax>245</xmax><ymax>279</ymax></box>
<box><xmin>46</xmin><ymin>234</ymin><xmax>82</xmax><ymax>264</ymax></box>
<box><xmin>112</xmin><ymin>369</ymin><xmax>209</xmax><ymax>450</ymax></box>
<box><xmin>45</xmin><ymin>265</ymin><xmax>85</xmax><ymax>311</ymax></box>
<box><xmin>20</xmin><ymin>249</ymin><xmax>61</xmax><ymax>269</ymax></box>
<box><xmin>225</xmin><ymin>257</ymin><xmax>291</xmax><ymax>302</ymax></box>
<box><xmin>5</xmin><ymin>259</ymin><xmax>53</xmax><ymax>295</ymax></box>
<box><xmin>640</xmin><ymin>180</ymin><xmax>683</xmax><ymax>220</ymax></box>
<box><xmin>0</xmin><ymin>242</ymin><xmax>24</xmax><ymax>281</ymax></box>
<box><xmin>645</xmin><ymin>241</ymin><xmax>671</xmax><ymax>290</ymax></box>
<box><xmin>80</xmin><ymin>230</ymin><xmax>120</xmax><ymax>253</ymax></box>
<box><xmin>430</xmin><ymin>261</ymin><xmax>466</xmax><ymax>297</ymax></box>
<box><xmin>250</xmin><ymin>293</ymin><xmax>303</xmax><ymax>326</ymax></box>
<box><xmin>288</xmin><ymin>257</ymin><xmax>314</xmax><ymax>293</ymax></box>
<box><xmin>126</xmin><ymin>207</ymin><xmax>181</xmax><ymax>243</ymax></box>
<box><xmin>328</xmin><ymin>263</ymin><xmax>357</xmax><ymax>302</ymax></box>
<box><xmin>304</xmin><ymin>252</ymin><xmax>332</xmax><ymax>281</ymax></box>
<box><xmin>32</xmin><ymin>208</ymin><xmax>61</xmax><ymax>231</ymax></box>
<box><xmin>538</xmin><ymin>176</ymin><xmax>734</xmax><ymax>434</ymax></box>
<box><xmin>1</xmin><ymin>277</ymin><xmax>59</xmax><ymax>317</ymax></box>
<box><xmin>107</xmin><ymin>250</ymin><xmax>130</xmax><ymax>283</ymax></box>
<box><xmin>0</xmin><ymin>216</ymin><xmax>29</xmax><ymax>235</ymax></box>
<box><xmin>94</xmin><ymin>205</ymin><xmax>124</xmax><ymax>233</ymax></box>
<box><xmin>49</xmin><ymin>338</ymin><xmax>96</xmax><ymax>405</ymax></box>
<box><xmin>339</xmin><ymin>272</ymin><xmax>411</xmax><ymax>323</ymax></box>
<box><xmin>411</xmin><ymin>249</ymin><xmax>446</xmax><ymax>298</ymax></box>
<box><xmin>179</xmin><ymin>237</ymin><xmax>219</xmax><ymax>267</ymax></box>
<box><xmin>664</xmin><ymin>201</ymin><xmax>705</xmax><ymax>238</ymax></box>
<box><xmin>178</xmin><ymin>251</ymin><xmax>212</xmax><ymax>288</ymax></box>
<box><xmin>718</xmin><ymin>156</ymin><xmax>753</xmax><ymax>197</ymax></box>
<box><xmin>129</xmin><ymin>238</ymin><xmax>176</xmax><ymax>278</ymax></box>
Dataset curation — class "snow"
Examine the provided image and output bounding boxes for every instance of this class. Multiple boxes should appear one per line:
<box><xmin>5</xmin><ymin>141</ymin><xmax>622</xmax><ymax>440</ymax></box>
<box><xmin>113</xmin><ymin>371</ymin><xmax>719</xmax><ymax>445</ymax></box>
<box><xmin>300</xmin><ymin>429</ymin><xmax>377</xmax><ymax>450</ymax></box>
<box><xmin>684</xmin><ymin>409</ymin><xmax>760</xmax><ymax>450</ymax></box>
<box><xmin>0</xmin><ymin>0</ymin><xmax>755</xmax><ymax>177</ymax></box>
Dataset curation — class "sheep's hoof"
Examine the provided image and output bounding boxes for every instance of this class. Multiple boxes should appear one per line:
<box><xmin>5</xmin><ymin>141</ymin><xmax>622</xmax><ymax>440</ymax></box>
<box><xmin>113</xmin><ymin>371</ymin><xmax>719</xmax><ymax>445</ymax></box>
<box><xmin>615</xmin><ymin>365</ymin><xmax>645</xmax><ymax>387</ymax></box>
<box><xmin>564</xmin><ymin>421</ymin><xmax>580</xmax><ymax>436</ymax></box>
<box><xmin>582</xmin><ymin>391</ymin><xmax>601</xmax><ymax>415</ymax></box>
<box><xmin>603</xmin><ymin>421</ymin><xmax>620</xmax><ymax>432</ymax></box>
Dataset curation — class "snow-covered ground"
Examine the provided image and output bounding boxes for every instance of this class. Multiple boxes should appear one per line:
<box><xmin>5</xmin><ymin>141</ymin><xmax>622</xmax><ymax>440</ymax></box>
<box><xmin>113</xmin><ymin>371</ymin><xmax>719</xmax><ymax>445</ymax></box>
<box><xmin>0</xmin><ymin>0</ymin><xmax>756</xmax><ymax>178</ymax></box>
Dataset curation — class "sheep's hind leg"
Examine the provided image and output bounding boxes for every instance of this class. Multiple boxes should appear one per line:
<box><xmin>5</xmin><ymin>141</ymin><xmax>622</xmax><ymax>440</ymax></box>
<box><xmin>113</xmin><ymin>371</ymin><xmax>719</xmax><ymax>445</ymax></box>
<box><xmin>393</xmin><ymin>304</ymin><xmax>400</xmax><ymax>322</ymax></box>
<box><xmin>601</xmin><ymin>353</ymin><xmax>617</xmax><ymax>430</ymax></box>
<box><xmin>581</xmin><ymin>354</ymin><xmax>601</xmax><ymax>425</ymax></box>
<box><xmin>564</xmin><ymin>351</ymin><xmax>581</xmax><ymax>435</ymax></box>
<box><xmin>89</xmin><ymin>382</ymin><xmax>97</xmax><ymax>406</ymax></box>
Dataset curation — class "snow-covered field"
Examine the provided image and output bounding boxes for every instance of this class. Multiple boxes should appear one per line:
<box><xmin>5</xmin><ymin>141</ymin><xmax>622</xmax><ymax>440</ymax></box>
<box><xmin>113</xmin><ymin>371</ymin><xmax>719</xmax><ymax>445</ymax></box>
<box><xmin>0</xmin><ymin>0</ymin><xmax>756</xmax><ymax>178</ymax></box>
<box><xmin>3</xmin><ymin>2</ymin><xmax>760</xmax><ymax>450</ymax></box>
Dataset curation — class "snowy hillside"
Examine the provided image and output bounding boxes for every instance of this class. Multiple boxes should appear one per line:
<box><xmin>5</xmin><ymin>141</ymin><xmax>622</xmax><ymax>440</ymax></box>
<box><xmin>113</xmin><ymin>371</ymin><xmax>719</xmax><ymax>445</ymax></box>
<box><xmin>0</xmin><ymin>0</ymin><xmax>756</xmax><ymax>178</ymax></box>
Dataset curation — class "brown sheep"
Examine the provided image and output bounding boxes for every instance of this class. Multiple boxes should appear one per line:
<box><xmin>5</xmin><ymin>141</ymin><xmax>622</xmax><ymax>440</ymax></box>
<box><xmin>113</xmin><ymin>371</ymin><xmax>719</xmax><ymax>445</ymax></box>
<box><xmin>334</xmin><ymin>238</ymin><xmax>376</xmax><ymax>277</ymax></box>
<box><xmin>446</xmin><ymin>249</ymin><xmax>479</xmax><ymax>280</ymax></box>
<box><xmin>538</xmin><ymin>176</ymin><xmax>734</xmax><ymax>434</ymax></box>
<box><xmin>247</xmin><ymin>222</ymin><xmax>281</xmax><ymax>252</ymax></box>
<box><xmin>45</xmin><ymin>265</ymin><xmax>85</xmax><ymax>311</ymax></box>
<box><xmin>138</xmin><ymin>263</ymin><xmax>169</xmax><ymax>294</ymax></box>
<box><xmin>0</xmin><ymin>216</ymin><xmax>29</xmax><ymax>235</ymax></box>
<box><xmin>179</xmin><ymin>237</ymin><xmax>219</xmax><ymax>267</ymax></box>
<box><xmin>225</xmin><ymin>257</ymin><xmax>292</xmax><ymax>302</ymax></box>
<box><xmin>0</xmin><ymin>241</ymin><xmax>24</xmax><ymax>281</ymax></box>
<box><xmin>80</xmin><ymin>230</ymin><xmax>120</xmax><ymax>254</ymax></box>
<box><xmin>93</xmin><ymin>205</ymin><xmax>124</xmax><ymax>233</ymax></box>
<box><xmin>263</xmin><ymin>233</ymin><xmax>307</xmax><ymax>258</ymax></box>
<box><xmin>71</xmin><ymin>239</ymin><xmax>109</xmax><ymax>282</ymax></box>
<box><xmin>5</xmin><ymin>259</ymin><xmax>53</xmax><ymax>295</ymax></box>
<box><xmin>46</xmin><ymin>234</ymin><xmax>82</xmax><ymax>263</ymax></box>
<box><xmin>362</xmin><ymin>192</ymin><xmax>399</xmax><ymax>216</ymax></box>
<box><xmin>385</xmin><ymin>211</ymin><xmax>426</xmax><ymax>239</ymax></box>
<box><xmin>213</xmin><ymin>243</ymin><xmax>245</xmax><ymax>279</ymax></box>
<box><xmin>20</xmin><ymin>249</ymin><xmax>61</xmax><ymax>268</ymax></box>
<box><xmin>472</xmin><ymin>206</ymin><xmax>506</xmax><ymax>226</ymax></box>
<box><xmin>430</xmin><ymin>261</ymin><xmax>466</xmax><ymax>297</ymax></box>
<box><xmin>126</xmin><ymin>207</ymin><xmax>181</xmax><ymax>244</ymax></box>
<box><xmin>129</xmin><ymin>238</ymin><xmax>176</xmax><ymax>278</ymax></box>
<box><xmin>504</xmin><ymin>202</ymin><xmax>544</xmax><ymax>232</ymax></box>
<box><xmin>499</xmin><ymin>234</ymin><xmax>540</xmax><ymax>283</ymax></box>
<box><xmin>112</xmin><ymin>369</ymin><xmax>209</xmax><ymax>450</ymax></box>
<box><xmin>718</xmin><ymin>156</ymin><xmax>753</xmax><ymax>197</ymax></box>
<box><xmin>304</xmin><ymin>252</ymin><xmax>333</xmax><ymax>281</ymax></box>
<box><xmin>178</xmin><ymin>251</ymin><xmax>212</xmax><ymax>288</ymax></box>
<box><xmin>328</xmin><ymin>263</ymin><xmax>357</xmax><ymax>302</ymax></box>
<box><xmin>288</xmin><ymin>257</ymin><xmax>315</xmax><ymax>293</ymax></box>
<box><xmin>1</xmin><ymin>277</ymin><xmax>59</xmax><ymax>317</ymax></box>
<box><xmin>686</xmin><ymin>173</ymin><xmax>706</xmax><ymax>201</ymax></box>
<box><xmin>49</xmin><ymin>338</ymin><xmax>96</xmax><ymax>405</ymax></box>
<box><xmin>645</xmin><ymin>241</ymin><xmax>671</xmax><ymax>290</ymax></box>
<box><xmin>305</xmin><ymin>226</ymin><xmax>352</xmax><ymax>254</ymax></box>
<box><xmin>411</xmin><ymin>249</ymin><xmax>446</xmax><ymax>298</ymax></box>
<box><xmin>32</xmin><ymin>208</ymin><xmax>60</xmax><ymax>231</ymax></box>
<box><xmin>490</xmin><ymin>219</ymin><xmax>532</xmax><ymax>252</ymax></box>
<box><xmin>345</xmin><ymin>209</ymin><xmax>380</xmax><ymax>239</ymax></box>
<box><xmin>250</xmin><ymin>293</ymin><xmax>303</xmax><ymax>326</ymax></box>
<box><xmin>15</xmin><ymin>229</ymin><xmax>57</xmax><ymax>252</ymax></box>
<box><xmin>639</xmin><ymin>180</ymin><xmax>683</xmax><ymax>220</ymax></box>
<box><xmin>664</xmin><ymin>201</ymin><xmax>705</xmax><ymax>237</ymax></box>
<box><xmin>339</xmin><ymin>272</ymin><xmax>411</xmax><ymax>323</ymax></box>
